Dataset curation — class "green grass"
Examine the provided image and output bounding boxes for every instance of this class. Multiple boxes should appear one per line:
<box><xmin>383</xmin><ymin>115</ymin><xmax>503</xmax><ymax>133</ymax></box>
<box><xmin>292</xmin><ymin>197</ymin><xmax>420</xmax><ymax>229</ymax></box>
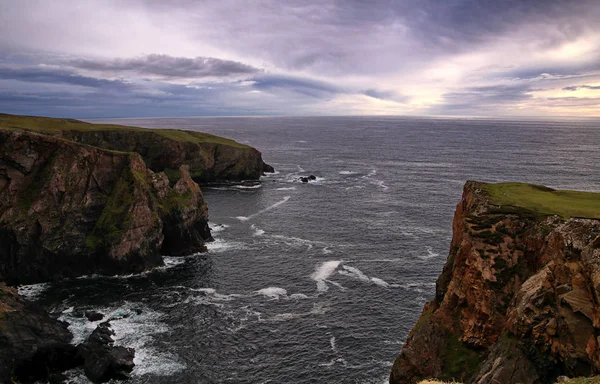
<box><xmin>0</xmin><ymin>113</ymin><xmax>250</xmax><ymax>148</ymax></box>
<box><xmin>482</xmin><ymin>182</ymin><xmax>600</xmax><ymax>219</ymax></box>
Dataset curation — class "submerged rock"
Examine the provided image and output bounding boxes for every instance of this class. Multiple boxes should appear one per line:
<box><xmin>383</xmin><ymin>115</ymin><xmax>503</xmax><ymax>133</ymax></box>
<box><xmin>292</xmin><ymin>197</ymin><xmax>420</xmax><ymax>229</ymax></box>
<box><xmin>390</xmin><ymin>181</ymin><xmax>600</xmax><ymax>384</ymax></box>
<box><xmin>299</xmin><ymin>175</ymin><xmax>317</xmax><ymax>183</ymax></box>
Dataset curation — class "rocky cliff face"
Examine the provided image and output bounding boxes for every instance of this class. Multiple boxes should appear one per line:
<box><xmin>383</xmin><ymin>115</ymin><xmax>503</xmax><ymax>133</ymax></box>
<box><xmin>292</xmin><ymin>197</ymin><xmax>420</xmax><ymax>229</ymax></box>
<box><xmin>390</xmin><ymin>181</ymin><xmax>600</xmax><ymax>384</ymax></box>
<box><xmin>0</xmin><ymin>114</ymin><xmax>274</xmax><ymax>183</ymax></box>
<box><xmin>0</xmin><ymin>128</ymin><xmax>211</xmax><ymax>284</ymax></box>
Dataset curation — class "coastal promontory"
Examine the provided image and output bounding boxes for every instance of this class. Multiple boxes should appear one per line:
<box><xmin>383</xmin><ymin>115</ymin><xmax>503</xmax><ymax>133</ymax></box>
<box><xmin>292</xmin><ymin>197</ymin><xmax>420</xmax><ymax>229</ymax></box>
<box><xmin>0</xmin><ymin>113</ymin><xmax>272</xmax><ymax>284</ymax></box>
<box><xmin>390</xmin><ymin>181</ymin><xmax>600</xmax><ymax>384</ymax></box>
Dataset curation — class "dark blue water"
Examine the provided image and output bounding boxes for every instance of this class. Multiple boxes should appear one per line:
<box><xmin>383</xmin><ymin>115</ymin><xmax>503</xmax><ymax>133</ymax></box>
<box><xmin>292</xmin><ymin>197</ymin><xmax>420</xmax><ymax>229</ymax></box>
<box><xmin>22</xmin><ymin>117</ymin><xmax>600</xmax><ymax>383</ymax></box>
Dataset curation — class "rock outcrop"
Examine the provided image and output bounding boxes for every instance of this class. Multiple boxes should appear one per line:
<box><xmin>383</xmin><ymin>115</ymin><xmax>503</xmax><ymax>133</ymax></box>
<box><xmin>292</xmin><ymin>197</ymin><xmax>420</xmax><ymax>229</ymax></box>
<box><xmin>0</xmin><ymin>128</ymin><xmax>211</xmax><ymax>284</ymax></box>
<box><xmin>0</xmin><ymin>284</ymin><xmax>80</xmax><ymax>383</ymax></box>
<box><xmin>0</xmin><ymin>284</ymin><xmax>136</xmax><ymax>383</ymax></box>
<box><xmin>0</xmin><ymin>113</ymin><xmax>274</xmax><ymax>183</ymax></box>
<box><xmin>77</xmin><ymin>322</ymin><xmax>135</xmax><ymax>383</ymax></box>
<box><xmin>390</xmin><ymin>181</ymin><xmax>600</xmax><ymax>384</ymax></box>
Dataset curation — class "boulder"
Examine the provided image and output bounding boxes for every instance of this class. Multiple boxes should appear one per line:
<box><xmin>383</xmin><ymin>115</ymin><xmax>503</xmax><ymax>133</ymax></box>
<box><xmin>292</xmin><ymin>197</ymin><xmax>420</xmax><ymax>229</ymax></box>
<box><xmin>85</xmin><ymin>311</ymin><xmax>105</xmax><ymax>322</ymax></box>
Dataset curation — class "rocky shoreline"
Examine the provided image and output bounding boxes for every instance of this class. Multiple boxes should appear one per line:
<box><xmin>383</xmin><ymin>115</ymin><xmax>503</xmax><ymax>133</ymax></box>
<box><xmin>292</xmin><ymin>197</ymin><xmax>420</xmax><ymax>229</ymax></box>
<box><xmin>0</xmin><ymin>113</ymin><xmax>274</xmax><ymax>382</ymax></box>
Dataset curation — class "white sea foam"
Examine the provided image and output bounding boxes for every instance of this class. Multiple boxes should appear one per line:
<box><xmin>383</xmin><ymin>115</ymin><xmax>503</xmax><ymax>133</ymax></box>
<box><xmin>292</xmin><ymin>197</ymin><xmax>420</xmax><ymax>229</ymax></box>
<box><xmin>330</xmin><ymin>335</ymin><xmax>337</xmax><ymax>352</ymax></box>
<box><xmin>18</xmin><ymin>282</ymin><xmax>50</xmax><ymax>300</ymax></box>
<box><xmin>206</xmin><ymin>239</ymin><xmax>247</xmax><ymax>253</ymax></box>
<box><xmin>251</xmin><ymin>224</ymin><xmax>265</xmax><ymax>236</ymax></box>
<box><xmin>311</xmin><ymin>261</ymin><xmax>342</xmax><ymax>292</ymax></box>
<box><xmin>339</xmin><ymin>265</ymin><xmax>370</xmax><ymax>282</ymax></box>
<box><xmin>339</xmin><ymin>170</ymin><xmax>356</xmax><ymax>175</ymax></box>
<box><xmin>275</xmin><ymin>187</ymin><xmax>297</xmax><ymax>191</ymax></box>
<box><xmin>419</xmin><ymin>246</ymin><xmax>440</xmax><ymax>260</ymax></box>
<box><xmin>234</xmin><ymin>184</ymin><xmax>262</xmax><ymax>190</ymax></box>
<box><xmin>370</xmin><ymin>277</ymin><xmax>390</xmax><ymax>288</ymax></box>
<box><xmin>370</xmin><ymin>179</ymin><xmax>390</xmax><ymax>191</ymax></box>
<box><xmin>235</xmin><ymin>196</ymin><xmax>291</xmax><ymax>222</ymax></box>
<box><xmin>162</xmin><ymin>256</ymin><xmax>188</xmax><ymax>268</ymax></box>
<box><xmin>61</xmin><ymin>302</ymin><xmax>185</xmax><ymax>377</ymax></box>
<box><xmin>325</xmin><ymin>280</ymin><xmax>347</xmax><ymax>291</ymax></box>
<box><xmin>209</xmin><ymin>224</ymin><xmax>230</xmax><ymax>233</ymax></box>
<box><xmin>256</xmin><ymin>286</ymin><xmax>288</xmax><ymax>299</ymax></box>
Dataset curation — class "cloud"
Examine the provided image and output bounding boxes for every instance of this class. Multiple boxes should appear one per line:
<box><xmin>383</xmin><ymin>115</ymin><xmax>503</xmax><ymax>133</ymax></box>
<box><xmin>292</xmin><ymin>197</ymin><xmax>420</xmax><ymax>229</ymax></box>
<box><xmin>68</xmin><ymin>54</ymin><xmax>263</xmax><ymax>79</ymax></box>
<box><xmin>1</xmin><ymin>0</ymin><xmax>600</xmax><ymax>116</ymax></box>
<box><xmin>563</xmin><ymin>84</ymin><xmax>600</xmax><ymax>91</ymax></box>
<box><xmin>0</xmin><ymin>65</ymin><xmax>131</xmax><ymax>89</ymax></box>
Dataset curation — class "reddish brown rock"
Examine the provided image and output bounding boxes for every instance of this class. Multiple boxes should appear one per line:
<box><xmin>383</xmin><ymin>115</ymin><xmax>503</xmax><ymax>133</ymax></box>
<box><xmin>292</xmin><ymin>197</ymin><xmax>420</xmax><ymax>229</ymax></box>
<box><xmin>0</xmin><ymin>129</ymin><xmax>211</xmax><ymax>284</ymax></box>
<box><xmin>390</xmin><ymin>181</ymin><xmax>600</xmax><ymax>384</ymax></box>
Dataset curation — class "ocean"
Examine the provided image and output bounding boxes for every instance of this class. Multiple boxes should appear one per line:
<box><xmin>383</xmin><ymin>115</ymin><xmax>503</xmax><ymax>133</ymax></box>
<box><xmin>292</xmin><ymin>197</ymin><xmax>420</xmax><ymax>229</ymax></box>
<box><xmin>21</xmin><ymin>116</ymin><xmax>600</xmax><ymax>383</ymax></box>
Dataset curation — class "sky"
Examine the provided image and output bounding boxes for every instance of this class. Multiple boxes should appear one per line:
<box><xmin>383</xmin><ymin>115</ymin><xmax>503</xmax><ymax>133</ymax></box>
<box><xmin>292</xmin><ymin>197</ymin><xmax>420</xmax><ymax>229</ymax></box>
<box><xmin>1</xmin><ymin>0</ymin><xmax>600</xmax><ymax>118</ymax></box>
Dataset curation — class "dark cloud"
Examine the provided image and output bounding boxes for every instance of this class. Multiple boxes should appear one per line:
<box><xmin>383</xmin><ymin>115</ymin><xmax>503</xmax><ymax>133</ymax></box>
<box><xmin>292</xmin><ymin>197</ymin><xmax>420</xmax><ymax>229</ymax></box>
<box><xmin>563</xmin><ymin>84</ymin><xmax>600</xmax><ymax>91</ymax></box>
<box><xmin>68</xmin><ymin>54</ymin><xmax>262</xmax><ymax>79</ymax></box>
<box><xmin>0</xmin><ymin>66</ymin><xmax>130</xmax><ymax>89</ymax></box>
<box><xmin>250</xmin><ymin>74</ymin><xmax>342</xmax><ymax>98</ymax></box>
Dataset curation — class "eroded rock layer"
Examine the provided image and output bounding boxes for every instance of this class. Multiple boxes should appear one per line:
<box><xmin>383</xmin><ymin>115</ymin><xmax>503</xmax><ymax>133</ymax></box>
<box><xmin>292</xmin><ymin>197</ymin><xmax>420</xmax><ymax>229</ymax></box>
<box><xmin>390</xmin><ymin>181</ymin><xmax>600</xmax><ymax>384</ymax></box>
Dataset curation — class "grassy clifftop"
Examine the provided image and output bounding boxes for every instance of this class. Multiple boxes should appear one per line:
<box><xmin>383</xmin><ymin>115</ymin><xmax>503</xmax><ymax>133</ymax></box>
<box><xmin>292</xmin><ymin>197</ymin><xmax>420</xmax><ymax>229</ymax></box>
<box><xmin>480</xmin><ymin>182</ymin><xmax>600</xmax><ymax>219</ymax></box>
<box><xmin>0</xmin><ymin>113</ymin><xmax>250</xmax><ymax>148</ymax></box>
<box><xmin>0</xmin><ymin>113</ymin><xmax>270</xmax><ymax>182</ymax></box>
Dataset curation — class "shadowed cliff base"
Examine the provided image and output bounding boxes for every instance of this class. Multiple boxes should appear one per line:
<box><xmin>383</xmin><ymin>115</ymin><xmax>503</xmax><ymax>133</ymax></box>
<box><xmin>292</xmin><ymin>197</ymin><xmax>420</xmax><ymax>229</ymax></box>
<box><xmin>391</xmin><ymin>181</ymin><xmax>600</xmax><ymax>384</ymax></box>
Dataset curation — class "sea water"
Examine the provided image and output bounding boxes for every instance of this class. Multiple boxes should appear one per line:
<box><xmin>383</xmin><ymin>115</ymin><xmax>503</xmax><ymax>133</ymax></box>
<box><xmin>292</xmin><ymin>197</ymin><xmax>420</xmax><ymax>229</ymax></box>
<box><xmin>25</xmin><ymin>116</ymin><xmax>600</xmax><ymax>383</ymax></box>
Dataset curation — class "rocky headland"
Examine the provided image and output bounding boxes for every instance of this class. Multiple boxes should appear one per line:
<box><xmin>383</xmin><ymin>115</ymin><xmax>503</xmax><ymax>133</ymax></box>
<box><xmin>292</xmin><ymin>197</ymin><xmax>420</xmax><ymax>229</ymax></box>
<box><xmin>390</xmin><ymin>181</ymin><xmax>600</xmax><ymax>384</ymax></box>
<box><xmin>0</xmin><ymin>113</ymin><xmax>273</xmax><ymax>284</ymax></box>
<box><xmin>0</xmin><ymin>113</ymin><xmax>273</xmax><ymax>184</ymax></box>
<box><xmin>0</xmin><ymin>113</ymin><xmax>273</xmax><ymax>382</ymax></box>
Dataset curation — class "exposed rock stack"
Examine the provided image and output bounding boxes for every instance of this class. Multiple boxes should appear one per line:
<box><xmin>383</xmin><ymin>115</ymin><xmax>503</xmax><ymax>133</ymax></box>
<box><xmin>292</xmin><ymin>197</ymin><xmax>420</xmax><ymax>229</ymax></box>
<box><xmin>390</xmin><ymin>181</ymin><xmax>600</xmax><ymax>384</ymax></box>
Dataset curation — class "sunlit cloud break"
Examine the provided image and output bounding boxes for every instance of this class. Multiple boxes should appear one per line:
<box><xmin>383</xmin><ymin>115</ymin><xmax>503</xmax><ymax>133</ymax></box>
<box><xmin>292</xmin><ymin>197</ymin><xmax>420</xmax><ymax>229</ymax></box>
<box><xmin>0</xmin><ymin>0</ymin><xmax>599</xmax><ymax>117</ymax></box>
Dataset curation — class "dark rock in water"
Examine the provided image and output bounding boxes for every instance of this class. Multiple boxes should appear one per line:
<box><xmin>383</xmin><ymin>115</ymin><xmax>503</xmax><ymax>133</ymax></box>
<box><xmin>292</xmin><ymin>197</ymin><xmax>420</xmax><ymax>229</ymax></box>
<box><xmin>298</xmin><ymin>175</ymin><xmax>317</xmax><ymax>183</ymax></box>
<box><xmin>134</xmin><ymin>308</ymin><xmax>143</xmax><ymax>315</ymax></box>
<box><xmin>85</xmin><ymin>311</ymin><xmax>105</xmax><ymax>322</ymax></box>
<box><xmin>0</xmin><ymin>284</ymin><xmax>81</xmax><ymax>383</ymax></box>
<box><xmin>263</xmin><ymin>162</ymin><xmax>275</xmax><ymax>173</ymax></box>
<box><xmin>77</xmin><ymin>322</ymin><xmax>135</xmax><ymax>383</ymax></box>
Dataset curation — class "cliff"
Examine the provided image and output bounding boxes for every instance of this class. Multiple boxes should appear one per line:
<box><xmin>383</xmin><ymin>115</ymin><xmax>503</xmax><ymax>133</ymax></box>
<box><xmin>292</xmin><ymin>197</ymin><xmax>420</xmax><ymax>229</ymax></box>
<box><xmin>390</xmin><ymin>181</ymin><xmax>600</xmax><ymax>384</ymax></box>
<box><xmin>0</xmin><ymin>128</ymin><xmax>211</xmax><ymax>284</ymax></box>
<box><xmin>0</xmin><ymin>113</ymin><xmax>274</xmax><ymax>183</ymax></box>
